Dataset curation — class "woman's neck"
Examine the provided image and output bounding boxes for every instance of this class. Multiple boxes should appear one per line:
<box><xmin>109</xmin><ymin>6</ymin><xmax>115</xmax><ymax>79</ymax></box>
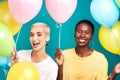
<box><xmin>75</xmin><ymin>46</ymin><xmax>93</xmax><ymax>57</ymax></box>
<box><xmin>31</xmin><ymin>49</ymin><xmax>48</xmax><ymax>63</ymax></box>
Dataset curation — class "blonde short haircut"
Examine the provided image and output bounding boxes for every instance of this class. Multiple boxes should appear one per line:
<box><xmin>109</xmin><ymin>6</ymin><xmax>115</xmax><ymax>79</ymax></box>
<box><xmin>31</xmin><ymin>22</ymin><xmax>50</xmax><ymax>35</ymax></box>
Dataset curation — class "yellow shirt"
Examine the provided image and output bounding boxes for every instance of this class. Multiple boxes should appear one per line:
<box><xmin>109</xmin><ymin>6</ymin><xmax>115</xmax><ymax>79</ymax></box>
<box><xmin>62</xmin><ymin>48</ymin><xmax>108</xmax><ymax>80</ymax></box>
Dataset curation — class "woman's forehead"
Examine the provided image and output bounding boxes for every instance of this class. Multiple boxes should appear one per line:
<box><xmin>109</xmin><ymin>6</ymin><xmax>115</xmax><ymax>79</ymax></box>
<box><xmin>77</xmin><ymin>23</ymin><xmax>92</xmax><ymax>30</ymax></box>
<box><xmin>31</xmin><ymin>26</ymin><xmax>45</xmax><ymax>33</ymax></box>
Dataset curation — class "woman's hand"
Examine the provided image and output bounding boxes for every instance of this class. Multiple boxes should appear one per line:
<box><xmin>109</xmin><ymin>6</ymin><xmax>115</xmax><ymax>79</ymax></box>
<box><xmin>108</xmin><ymin>63</ymin><xmax>120</xmax><ymax>80</ymax></box>
<box><xmin>114</xmin><ymin>63</ymin><xmax>120</xmax><ymax>74</ymax></box>
<box><xmin>55</xmin><ymin>48</ymin><xmax>64</xmax><ymax>66</ymax></box>
<box><xmin>10</xmin><ymin>48</ymin><xmax>18</xmax><ymax>66</ymax></box>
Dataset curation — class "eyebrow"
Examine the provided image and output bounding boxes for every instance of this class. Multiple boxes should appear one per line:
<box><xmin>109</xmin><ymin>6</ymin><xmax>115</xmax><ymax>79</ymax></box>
<box><xmin>76</xmin><ymin>28</ymin><xmax>90</xmax><ymax>31</ymax></box>
<box><xmin>30</xmin><ymin>32</ymin><xmax>42</xmax><ymax>34</ymax></box>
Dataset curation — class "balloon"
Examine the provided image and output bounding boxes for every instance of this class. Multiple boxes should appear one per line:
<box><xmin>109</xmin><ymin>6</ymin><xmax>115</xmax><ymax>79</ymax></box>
<box><xmin>7</xmin><ymin>62</ymin><xmax>40</xmax><ymax>80</ymax></box>
<box><xmin>8</xmin><ymin>0</ymin><xmax>42</xmax><ymax>24</ymax></box>
<box><xmin>46</xmin><ymin>0</ymin><xmax>77</xmax><ymax>24</ymax></box>
<box><xmin>90</xmin><ymin>0</ymin><xmax>119</xmax><ymax>28</ymax></box>
<box><xmin>0</xmin><ymin>23</ymin><xmax>14</xmax><ymax>56</ymax></box>
<box><xmin>99</xmin><ymin>21</ymin><xmax>120</xmax><ymax>54</ymax></box>
<box><xmin>115</xmin><ymin>0</ymin><xmax>120</xmax><ymax>8</ymax></box>
<box><xmin>0</xmin><ymin>1</ymin><xmax>20</xmax><ymax>35</ymax></box>
<box><xmin>0</xmin><ymin>56</ymin><xmax>10</xmax><ymax>67</ymax></box>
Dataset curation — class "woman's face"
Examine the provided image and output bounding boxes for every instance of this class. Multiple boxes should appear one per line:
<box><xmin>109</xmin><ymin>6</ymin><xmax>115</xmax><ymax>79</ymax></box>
<box><xmin>74</xmin><ymin>23</ymin><xmax>93</xmax><ymax>47</ymax></box>
<box><xmin>30</xmin><ymin>26</ymin><xmax>48</xmax><ymax>51</ymax></box>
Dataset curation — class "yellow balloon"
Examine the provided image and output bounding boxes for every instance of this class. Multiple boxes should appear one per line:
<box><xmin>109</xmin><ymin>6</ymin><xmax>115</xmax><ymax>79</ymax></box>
<box><xmin>7</xmin><ymin>62</ymin><xmax>40</xmax><ymax>80</ymax></box>
<box><xmin>99</xmin><ymin>21</ymin><xmax>120</xmax><ymax>55</ymax></box>
<box><xmin>0</xmin><ymin>1</ymin><xmax>20</xmax><ymax>35</ymax></box>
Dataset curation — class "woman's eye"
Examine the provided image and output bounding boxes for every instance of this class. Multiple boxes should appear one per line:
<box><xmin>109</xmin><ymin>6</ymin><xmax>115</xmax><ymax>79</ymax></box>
<box><xmin>76</xmin><ymin>30</ymin><xmax>81</xmax><ymax>33</ymax></box>
<box><xmin>38</xmin><ymin>34</ymin><xmax>42</xmax><ymax>36</ymax></box>
<box><xmin>85</xmin><ymin>32</ymin><xmax>90</xmax><ymax>34</ymax></box>
<box><xmin>85</xmin><ymin>31</ymin><xmax>91</xmax><ymax>34</ymax></box>
<box><xmin>30</xmin><ymin>34</ymin><xmax>33</xmax><ymax>36</ymax></box>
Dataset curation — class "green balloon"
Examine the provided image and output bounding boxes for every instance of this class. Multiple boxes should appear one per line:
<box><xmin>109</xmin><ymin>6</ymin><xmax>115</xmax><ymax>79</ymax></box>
<box><xmin>115</xmin><ymin>0</ymin><xmax>120</xmax><ymax>8</ymax></box>
<box><xmin>0</xmin><ymin>23</ymin><xmax>14</xmax><ymax>56</ymax></box>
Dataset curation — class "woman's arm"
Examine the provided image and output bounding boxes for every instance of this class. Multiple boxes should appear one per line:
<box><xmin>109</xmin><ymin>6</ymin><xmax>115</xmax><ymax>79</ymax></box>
<box><xmin>57</xmin><ymin>65</ymin><xmax>63</xmax><ymax>80</ymax></box>
<box><xmin>10</xmin><ymin>48</ymin><xmax>18</xmax><ymax>66</ymax></box>
<box><xmin>55</xmin><ymin>48</ymin><xmax>64</xmax><ymax>80</ymax></box>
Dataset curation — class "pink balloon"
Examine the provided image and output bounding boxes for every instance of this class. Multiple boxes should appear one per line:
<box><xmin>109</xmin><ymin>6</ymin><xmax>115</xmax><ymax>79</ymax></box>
<box><xmin>8</xmin><ymin>0</ymin><xmax>42</xmax><ymax>24</ymax></box>
<box><xmin>46</xmin><ymin>0</ymin><xmax>77</xmax><ymax>24</ymax></box>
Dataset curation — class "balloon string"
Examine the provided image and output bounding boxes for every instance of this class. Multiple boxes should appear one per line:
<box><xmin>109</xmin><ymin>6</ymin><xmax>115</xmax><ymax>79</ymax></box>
<box><xmin>14</xmin><ymin>24</ymin><xmax>22</xmax><ymax>50</ymax></box>
<box><xmin>58</xmin><ymin>24</ymin><xmax>62</xmax><ymax>48</ymax></box>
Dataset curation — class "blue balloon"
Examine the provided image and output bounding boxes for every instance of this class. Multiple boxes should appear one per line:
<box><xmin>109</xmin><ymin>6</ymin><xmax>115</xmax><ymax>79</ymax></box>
<box><xmin>90</xmin><ymin>0</ymin><xmax>119</xmax><ymax>28</ymax></box>
<box><xmin>0</xmin><ymin>56</ymin><xmax>10</xmax><ymax>67</ymax></box>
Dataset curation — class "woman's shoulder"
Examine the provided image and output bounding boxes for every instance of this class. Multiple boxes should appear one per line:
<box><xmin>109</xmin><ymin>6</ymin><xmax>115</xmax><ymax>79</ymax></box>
<box><xmin>45</xmin><ymin>56</ymin><xmax>58</xmax><ymax>69</ymax></box>
<box><xmin>62</xmin><ymin>48</ymin><xmax>75</xmax><ymax>53</ymax></box>
<box><xmin>18</xmin><ymin>49</ymin><xmax>32</xmax><ymax>53</ymax></box>
<box><xmin>47</xmin><ymin>56</ymin><xmax>57</xmax><ymax>65</ymax></box>
<box><xmin>17</xmin><ymin>49</ymin><xmax>32</xmax><ymax>58</ymax></box>
<box><xmin>93</xmin><ymin>50</ymin><xmax>108</xmax><ymax>61</ymax></box>
<box><xmin>93</xmin><ymin>50</ymin><xmax>105</xmax><ymax>57</ymax></box>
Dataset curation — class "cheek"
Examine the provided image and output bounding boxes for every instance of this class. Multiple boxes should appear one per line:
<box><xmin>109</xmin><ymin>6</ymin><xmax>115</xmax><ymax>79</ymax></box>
<box><xmin>87</xmin><ymin>35</ymin><xmax>93</xmax><ymax>40</ymax></box>
<box><xmin>74</xmin><ymin>33</ymin><xmax>79</xmax><ymax>37</ymax></box>
<box><xmin>40</xmin><ymin>40</ymin><xmax>47</xmax><ymax>46</ymax></box>
<box><xmin>29</xmin><ymin>39</ymin><xmax>32</xmax><ymax>44</ymax></box>
<box><xmin>30</xmin><ymin>37</ymin><xmax>32</xmax><ymax>41</ymax></box>
<box><xmin>39</xmin><ymin>37</ymin><xmax>46</xmax><ymax>42</ymax></box>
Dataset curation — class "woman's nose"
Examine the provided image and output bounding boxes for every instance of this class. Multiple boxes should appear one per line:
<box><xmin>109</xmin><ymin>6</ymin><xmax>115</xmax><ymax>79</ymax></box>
<box><xmin>80</xmin><ymin>32</ymin><xmax>85</xmax><ymax>37</ymax></box>
<box><xmin>33</xmin><ymin>35</ymin><xmax>37</xmax><ymax>41</ymax></box>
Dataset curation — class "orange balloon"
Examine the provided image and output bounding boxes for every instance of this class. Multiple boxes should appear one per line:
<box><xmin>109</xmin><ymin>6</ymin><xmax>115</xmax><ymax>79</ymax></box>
<box><xmin>99</xmin><ymin>21</ymin><xmax>120</xmax><ymax>55</ymax></box>
<box><xmin>0</xmin><ymin>1</ymin><xmax>20</xmax><ymax>35</ymax></box>
<box><xmin>7</xmin><ymin>62</ymin><xmax>40</xmax><ymax>80</ymax></box>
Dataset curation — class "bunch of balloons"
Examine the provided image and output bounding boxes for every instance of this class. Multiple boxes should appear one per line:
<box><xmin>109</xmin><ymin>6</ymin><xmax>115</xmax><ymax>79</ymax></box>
<box><xmin>0</xmin><ymin>0</ymin><xmax>43</xmax><ymax>56</ymax></box>
<box><xmin>0</xmin><ymin>22</ymin><xmax>13</xmax><ymax>80</ymax></box>
<box><xmin>99</xmin><ymin>21</ymin><xmax>120</xmax><ymax>55</ymax></box>
<box><xmin>0</xmin><ymin>1</ymin><xmax>20</xmax><ymax>35</ymax></box>
<box><xmin>0</xmin><ymin>2</ymin><xmax>14</xmax><ymax>79</ymax></box>
<box><xmin>0</xmin><ymin>0</ymin><xmax>43</xmax><ymax>79</ymax></box>
<box><xmin>0</xmin><ymin>0</ymin><xmax>78</xmax><ymax>80</ymax></box>
<box><xmin>90</xmin><ymin>0</ymin><xmax>120</xmax><ymax>55</ymax></box>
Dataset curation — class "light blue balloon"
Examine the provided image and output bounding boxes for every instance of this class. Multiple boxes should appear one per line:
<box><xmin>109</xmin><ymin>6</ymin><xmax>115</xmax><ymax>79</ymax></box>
<box><xmin>0</xmin><ymin>56</ymin><xmax>10</xmax><ymax>67</ymax></box>
<box><xmin>90</xmin><ymin>0</ymin><xmax>119</xmax><ymax>28</ymax></box>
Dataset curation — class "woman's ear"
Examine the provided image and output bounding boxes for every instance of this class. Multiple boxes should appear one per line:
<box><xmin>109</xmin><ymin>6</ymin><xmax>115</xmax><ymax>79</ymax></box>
<box><xmin>46</xmin><ymin>35</ymin><xmax>50</xmax><ymax>42</ymax></box>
